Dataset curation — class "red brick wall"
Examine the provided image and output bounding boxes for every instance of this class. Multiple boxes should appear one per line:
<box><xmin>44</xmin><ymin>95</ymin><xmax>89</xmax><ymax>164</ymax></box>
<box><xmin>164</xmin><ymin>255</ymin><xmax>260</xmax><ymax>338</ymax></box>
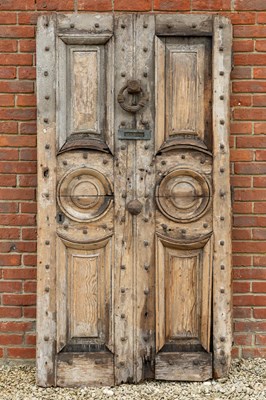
<box><xmin>0</xmin><ymin>0</ymin><xmax>265</xmax><ymax>361</ymax></box>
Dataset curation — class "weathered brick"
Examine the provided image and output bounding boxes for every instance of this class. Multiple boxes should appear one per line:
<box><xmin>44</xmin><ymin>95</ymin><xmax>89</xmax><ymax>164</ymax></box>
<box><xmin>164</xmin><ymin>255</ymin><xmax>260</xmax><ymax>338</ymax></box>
<box><xmin>154</xmin><ymin>0</ymin><xmax>190</xmax><ymax>10</ymax></box>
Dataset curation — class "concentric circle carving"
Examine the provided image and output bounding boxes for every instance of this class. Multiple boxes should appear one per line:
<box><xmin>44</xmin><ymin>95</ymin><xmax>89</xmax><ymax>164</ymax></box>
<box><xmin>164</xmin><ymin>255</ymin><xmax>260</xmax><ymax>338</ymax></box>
<box><xmin>57</xmin><ymin>168</ymin><xmax>113</xmax><ymax>222</ymax></box>
<box><xmin>156</xmin><ymin>168</ymin><xmax>211</xmax><ymax>223</ymax></box>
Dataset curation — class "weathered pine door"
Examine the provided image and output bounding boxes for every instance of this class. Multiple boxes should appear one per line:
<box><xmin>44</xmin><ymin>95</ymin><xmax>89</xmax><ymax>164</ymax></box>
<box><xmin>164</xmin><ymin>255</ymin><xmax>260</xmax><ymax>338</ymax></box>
<box><xmin>37</xmin><ymin>13</ymin><xmax>232</xmax><ymax>386</ymax></box>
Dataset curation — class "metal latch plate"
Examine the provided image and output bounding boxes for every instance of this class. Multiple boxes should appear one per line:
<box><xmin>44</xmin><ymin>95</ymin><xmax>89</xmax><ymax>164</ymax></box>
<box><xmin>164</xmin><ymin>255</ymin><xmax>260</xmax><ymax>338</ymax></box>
<box><xmin>118</xmin><ymin>129</ymin><xmax>151</xmax><ymax>140</ymax></box>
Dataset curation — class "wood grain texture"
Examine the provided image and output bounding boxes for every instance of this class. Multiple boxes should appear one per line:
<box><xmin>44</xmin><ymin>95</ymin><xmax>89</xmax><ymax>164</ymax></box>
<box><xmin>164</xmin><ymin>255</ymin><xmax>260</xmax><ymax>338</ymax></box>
<box><xmin>155</xmin><ymin>14</ymin><xmax>213</xmax><ymax>36</ymax></box>
<box><xmin>57</xmin><ymin>353</ymin><xmax>114</xmax><ymax>387</ymax></box>
<box><xmin>155</xmin><ymin>352</ymin><xmax>212</xmax><ymax>381</ymax></box>
<box><xmin>212</xmin><ymin>15</ymin><xmax>233</xmax><ymax>379</ymax></box>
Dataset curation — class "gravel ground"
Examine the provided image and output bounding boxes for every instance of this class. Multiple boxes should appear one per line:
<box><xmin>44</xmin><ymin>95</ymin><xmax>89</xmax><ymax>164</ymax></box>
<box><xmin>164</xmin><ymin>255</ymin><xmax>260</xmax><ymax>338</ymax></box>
<box><xmin>0</xmin><ymin>359</ymin><xmax>266</xmax><ymax>399</ymax></box>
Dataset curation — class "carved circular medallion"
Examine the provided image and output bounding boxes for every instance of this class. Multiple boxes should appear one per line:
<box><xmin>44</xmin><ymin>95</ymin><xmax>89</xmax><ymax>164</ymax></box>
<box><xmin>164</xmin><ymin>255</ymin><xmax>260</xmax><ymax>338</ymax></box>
<box><xmin>57</xmin><ymin>167</ymin><xmax>113</xmax><ymax>222</ymax></box>
<box><xmin>156</xmin><ymin>168</ymin><xmax>211</xmax><ymax>223</ymax></box>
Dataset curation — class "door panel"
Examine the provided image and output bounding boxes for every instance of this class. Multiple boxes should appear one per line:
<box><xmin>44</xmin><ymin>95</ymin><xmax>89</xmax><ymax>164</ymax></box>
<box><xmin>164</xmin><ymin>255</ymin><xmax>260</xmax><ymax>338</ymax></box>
<box><xmin>37</xmin><ymin>13</ymin><xmax>232</xmax><ymax>386</ymax></box>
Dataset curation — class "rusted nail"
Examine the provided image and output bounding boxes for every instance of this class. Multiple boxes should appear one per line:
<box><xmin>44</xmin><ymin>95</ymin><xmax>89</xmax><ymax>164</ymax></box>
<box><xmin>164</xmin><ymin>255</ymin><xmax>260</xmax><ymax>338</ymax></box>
<box><xmin>45</xmin><ymin>240</ymin><xmax>50</xmax><ymax>245</ymax></box>
<box><xmin>161</xmin><ymin>160</ymin><xmax>166</xmax><ymax>165</ymax></box>
<box><xmin>121</xmin><ymin>313</ymin><xmax>125</xmax><ymax>319</ymax></box>
<box><xmin>220</xmin><ymin>143</ymin><xmax>225</xmax><ymax>150</ymax></box>
<box><xmin>121</xmin><ymin>24</ymin><xmax>126</xmax><ymax>29</ymax></box>
<box><xmin>220</xmin><ymin>167</ymin><xmax>225</xmax><ymax>173</ymax></box>
<box><xmin>45</xmin><ymin>265</ymin><xmax>50</xmax><ymax>270</ymax></box>
<box><xmin>45</xmin><ymin>144</ymin><xmax>50</xmax><ymax>149</ymax></box>
<box><xmin>45</xmin><ymin>95</ymin><xmax>50</xmax><ymax>100</ymax></box>
<box><xmin>44</xmin><ymin>71</ymin><xmax>48</xmax><ymax>76</ymax></box>
<box><xmin>221</xmin><ymin>264</ymin><xmax>225</xmax><ymax>270</ymax></box>
<box><xmin>44</xmin><ymin>336</ymin><xmax>49</xmax><ymax>341</ymax></box>
<box><xmin>144</xmin><ymin>241</ymin><xmax>149</xmax><ymax>246</ymax></box>
<box><xmin>143</xmin><ymin>47</ymin><xmax>148</xmax><ymax>52</ymax></box>
<box><xmin>220</xmin><ymin>288</ymin><xmax>225</xmax><ymax>293</ymax></box>
<box><xmin>203</xmin><ymin>223</ymin><xmax>208</xmax><ymax>228</ymax></box>
<box><xmin>220</xmin><ymin>119</ymin><xmax>225</xmax><ymax>125</ymax></box>
<box><xmin>45</xmin><ymin>46</ymin><xmax>50</xmax><ymax>51</ymax></box>
<box><xmin>143</xmin><ymin>72</ymin><xmax>148</xmax><ymax>77</ymax></box>
<box><xmin>220</xmin><ymin>240</ymin><xmax>225</xmax><ymax>246</ymax></box>
<box><xmin>121</xmin><ymin>72</ymin><xmax>126</xmax><ymax>77</ymax></box>
<box><xmin>43</xmin><ymin>118</ymin><xmax>49</xmax><ymax>123</ymax></box>
<box><xmin>121</xmin><ymin>265</ymin><xmax>126</xmax><ymax>270</ymax></box>
<box><xmin>121</xmin><ymin>288</ymin><xmax>126</xmax><ymax>293</ymax></box>
<box><xmin>219</xmin><ymin>71</ymin><xmax>224</xmax><ymax>76</ymax></box>
<box><xmin>95</xmin><ymin>23</ymin><xmax>99</xmax><ymax>28</ymax></box>
<box><xmin>220</xmin><ymin>95</ymin><xmax>224</xmax><ymax>100</ymax></box>
<box><xmin>70</xmin><ymin>23</ymin><xmax>75</xmax><ymax>28</ymax></box>
<box><xmin>219</xmin><ymin>46</ymin><xmax>224</xmax><ymax>51</ymax></box>
<box><xmin>220</xmin><ymin>336</ymin><xmax>225</xmax><ymax>342</ymax></box>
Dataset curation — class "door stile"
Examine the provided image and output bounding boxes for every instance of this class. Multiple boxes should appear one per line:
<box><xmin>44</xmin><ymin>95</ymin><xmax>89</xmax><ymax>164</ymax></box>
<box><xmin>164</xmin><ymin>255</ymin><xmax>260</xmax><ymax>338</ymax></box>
<box><xmin>36</xmin><ymin>15</ymin><xmax>57</xmax><ymax>386</ymax></box>
<box><xmin>212</xmin><ymin>15</ymin><xmax>232</xmax><ymax>378</ymax></box>
<box><xmin>114</xmin><ymin>14</ymin><xmax>135</xmax><ymax>384</ymax></box>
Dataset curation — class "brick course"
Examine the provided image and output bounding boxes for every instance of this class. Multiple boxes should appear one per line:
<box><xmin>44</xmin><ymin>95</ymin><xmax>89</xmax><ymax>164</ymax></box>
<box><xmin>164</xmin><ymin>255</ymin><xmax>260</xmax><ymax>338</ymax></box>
<box><xmin>0</xmin><ymin>0</ymin><xmax>265</xmax><ymax>362</ymax></box>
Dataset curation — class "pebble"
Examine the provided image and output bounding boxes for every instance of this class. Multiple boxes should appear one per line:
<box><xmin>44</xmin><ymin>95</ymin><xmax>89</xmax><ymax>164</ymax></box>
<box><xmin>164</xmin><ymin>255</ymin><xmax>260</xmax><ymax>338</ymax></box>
<box><xmin>0</xmin><ymin>359</ymin><xmax>266</xmax><ymax>399</ymax></box>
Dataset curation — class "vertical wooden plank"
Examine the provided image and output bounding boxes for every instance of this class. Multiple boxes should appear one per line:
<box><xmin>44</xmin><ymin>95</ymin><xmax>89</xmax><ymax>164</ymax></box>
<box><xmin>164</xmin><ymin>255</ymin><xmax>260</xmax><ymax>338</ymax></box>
<box><xmin>155</xmin><ymin>36</ymin><xmax>165</xmax><ymax>152</ymax></box>
<box><xmin>135</xmin><ymin>14</ymin><xmax>156</xmax><ymax>382</ymax></box>
<box><xmin>212</xmin><ymin>15</ymin><xmax>232</xmax><ymax>378</ymax></box>
<box><xmin>201</xmin><ymin>237</ymin><xmax>212</xmax><ymax>352</ymax></box>
<box><xmin>114</xmin><ymin>14</ymin><xmax>135</xmax><ymax>384</ymax></box>
<box><xmin>36</xmin><ymin>14</ymin><xmax>57</xmax><ymax>387</ymax></box>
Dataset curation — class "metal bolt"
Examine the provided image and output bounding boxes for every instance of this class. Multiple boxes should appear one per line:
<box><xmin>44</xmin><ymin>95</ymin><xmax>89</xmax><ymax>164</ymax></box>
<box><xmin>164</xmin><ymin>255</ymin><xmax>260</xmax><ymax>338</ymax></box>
<box><xmin>63</xmin><ymin>160</ymin><xmax>67</xmax><ymax>165</ymax></box>
<box><xmin>44</xmin><ymin>336</ymin><xmax>49</xmax><ymax>341</ymax></box>
<box><xmin>192</xmin><ymin>23</ymin><xmax>197</xmax><ymax>28</ymax></box>
<box><xmin>220</xmin><ymin>216</ymin><xmax>225</xmax><ymax>221</ymax></box>
<box><xmin>102</xmin><ymin>224</ymin><xmax>107</xmax><ymax>229</ymax></box>
<box><xmin>70</xmin><ymin>23</ymin><xmax>75</xmax><ymax>28</ymax></box>
<box><xmin>143</xmin><ymin>72</ymin><xmax>148</xmax><ymax>77</ymax></box>
<box><xmin>143</xmin><ymin>47</ymin><xmax>148</xmax><ymax>52</ymax></box>
<box><xmin>161</xmin><ymin>160</ymin><xmax>166</xmax><ymax>165</ymax></box>
<box><xmin>121</xmin><ymin>72</ymin><xmax>126</xmax><ymax>77</ymax></box>
<box><xmin>121</xmin><ymin>265</ymin><xmax>126</xmax><ymax>270</ymax></box>
<box><xmin>121</xmin><ymin>288</ymin><xmax>125</xmax><ymax>293</ymax></box>
<box><xmin>162</xmin><ymin>224</ymin><xmax>167</xmax><ymax>230</ymax></box>
<box><xmin>200</xmin><ymin>158</ymin><xmax>205</xmax><ymax>164</ymax></box>
<box><xmin>143</xmin><ymin>23</ymin><xmax>148</xmax><ymax>28</ymax></box>
<box><xmin>45</xmin><ymin>264</ymin><xmax>49</xmax><ymax>270</ymax></box>
<box><xmin>45</xmin><ymin>240</ymin><xmax>50</xmax><ymax>245</ymax></box>
<box><xmin>220</xmin><ymin>143</ymin><xmax>225</xmax><ymax>150</ymax></box>
<box><xmin>121</xmin><ymin>24</ymin><xmax>126</xmax><ymax>29</ymax></box>
<box><xmin>220</xmin><ymin>95</ymin><xmax>224</xmax><ymax>100</ymax></box>
<box><xmin>181</xmin><ymin>154</ymin><xmax>185</xmax><ymax>159</ymax></box>
<box><xmin>121</xmin><ymin>313</ymin><xmax>125</xmax><ymax>319</ymax></box>
<box><xmin>219</xmin><ymin>46</ymin><xmax>224</xmax><ymax>51</ymax></box>
<box><xmin>122</xmin><ymin>191</ymin><xmax>127</xmax><ymax>199</ymax></box>
<box><xmin>220</xmin><ymin>240</ymin><xmax>225</xmax><ymax>246</ymax></box>
<box><xmin>144</xmin><ymin>289</ymin><xmax>149</xmax><ymax>295</ymax></box>
<box><xmin>181</xmin><ymin>229</ymin><xmax>186</xmax><ymax>234</ymax></box>
<box><xmin>95</xmin><ymin>23</ymin><xmax>99</xmax><ymax>28</ymax></box>
<box><xmin>219</xmin><ymin>71</ymin><xmax>225</xmax><ymax>76</ymax></box>
<box><xmin>44</xmin><ymin>118</ymin><xmax>49</xmax><ymax>123</ymax></box>
<box><xmin>83</xmin><ymin>229</ymin><xmax>87</xmax><ymax>234</ymax></box>
<box><xmin>220</xmin><ymin>288</ymin><xmax>225</xmax><ymax>293</ymax></box>
<box><xmin>120</xmin><ymin>362</ymin><xmax>125</xmax><ymax>367</ymax></box>
<box><xmin>167</xmin><ymin>24</ymin><xmax>172</xmax><ymax>29</ymax></box>
<box><xmin>45</xmin><ymin>95</ymin><xmax>50</xmax><ymax>100</ymax></box>
<box><xmin>45</xmin><ymin>144</ymin><xmax>50</xmax><ymax>149</ymax></box>
<box><xmin>121</xmin><ymin>145</ymin><xmax>126</xmax><ymax>150</ymax></box>
<box><xmin>203</xmin><ymin>223</ymin><xmax>208</xmax><ymax>228</ymax></box>
<box><xmin>220</xmin><ymin>190</ymin><xmax>225</xmax><ymax>198</ymax></box>
<box><xmin>143</xmin><ymin>336</ymin><xmax>148</xmax><ymax>342</ymax></box>
<box><xmin>144</xmin><ymin>264</ymin><xmax>149</xmax><ymax>271</ymax></box>
<box><xmin>103</xmin><ymin>159</ymin><xmax>108</xmax><ymax>164</ymax></box>
<box><xmin>144</xmin><ymin>241</ymin><xmax>149</xmax><ymax>247</ymax></box>
<box><xmin>45</xmin><ymin>46</ymin><xmax>50</xmax><ymax>51</ymax></box>
<box><xmin>220</xmin><ymin>336</ymin><xmax>225</xmax><ymax>342</ymax></box>
<box><xmin>83</xmin><ymin>152</ymin><xmax>88</xmax><ymax>159</ymax></box>
<box><xmin>63</xmin><ymin>224</ymin><xmax>68</xmax><ymax>230</ymax></box>
<box><xmin>221</xmin><ymin>265</ymin><xmax>225</xmax><ymax>270</ymax></box>
<box><xmin>144</xmin><ymin>217</ymin><xmax>149</xmax><ymax>222</ymax></box>
<box><xmin>44</xmin><ymin>71</ymin><xmax>48</xmax><ymax>76</ymax></box>
<box><xmin>219</xmin><ymin>24</ymin><xmax>224</xmax><ymax>29</ymax></box>
<box><xmin>45</xmin><ymin>287</ymin><xmax>49</xmax><ymax>292</ymax></box>
<box><xmin>45</xmin><ymin>23</ymin><xmax>49</xmax><ymax>27</ymax></box>
<box><xmin>121</xmin><ymin>121</ymin><xmax>126</xmax><ymax>126</ymax></box>
<box><xmin>144</xmin><ymin>144</ymin><xmax>149</xmax><ymax>150</ymax></box>
<box><xmin>220</xmin><ymin>119</ymin><xmax>225</xmax><ymax>125</ymax></box>
<box><xmin>220</xmin><ymin>167</ymin><xmax>225</xmax><ymax>173</ymax></box>
<box><xmin>121</xmin><ymin>337</ymin><xmax>126</xmax><ymax>342</ymax></box>
<box><xmin>121</xmin><ymin>216</ymin><xmax>125</xmax><ymax>223</ymax></box>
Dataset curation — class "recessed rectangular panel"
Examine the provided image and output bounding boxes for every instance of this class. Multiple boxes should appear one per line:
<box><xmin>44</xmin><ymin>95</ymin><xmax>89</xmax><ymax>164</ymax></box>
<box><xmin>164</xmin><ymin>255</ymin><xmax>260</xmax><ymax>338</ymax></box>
<box><xmin>155</xmin><ymin>37</ymin><xmax>212</xmax><ymax>151</ymax></box>
<box><xmin>70</xmin><ymin>254</ymin><xmax>99</xmax><ymax>338</ymax></box>
<box><xmin>166</xmin><ymin>251</ymin><xmax>200</xmax><ymax>339</ymax></box>
<box><xmin>69</xmin><ymin>47</ymin><xmax>102</xmax><ymax>135</ymax></box>
<box><xmin>166</xmin><ymin>44</ymin><xmax>204</xmax><ymax>138</ymax></box>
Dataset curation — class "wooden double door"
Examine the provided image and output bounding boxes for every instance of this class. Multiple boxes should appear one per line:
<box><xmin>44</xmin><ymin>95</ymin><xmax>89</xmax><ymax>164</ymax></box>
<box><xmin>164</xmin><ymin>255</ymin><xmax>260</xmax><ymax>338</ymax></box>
<box><xmin>37</xmin><ymin>13</ymin><xmax>232</xmax><ymax>386</ymax></box>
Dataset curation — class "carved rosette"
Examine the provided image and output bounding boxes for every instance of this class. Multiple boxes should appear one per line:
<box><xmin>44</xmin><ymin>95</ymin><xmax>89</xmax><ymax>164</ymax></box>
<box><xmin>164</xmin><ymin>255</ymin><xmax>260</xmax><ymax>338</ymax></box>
<box><xmin>57</xmin><ymin>167</ymin><xmax>113</xmax><ymax>222</ymax></box>
<box><xmin>156</xmin><ymin>168</ymin><xmax>211</xmax><ymax>223</ymax></box>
